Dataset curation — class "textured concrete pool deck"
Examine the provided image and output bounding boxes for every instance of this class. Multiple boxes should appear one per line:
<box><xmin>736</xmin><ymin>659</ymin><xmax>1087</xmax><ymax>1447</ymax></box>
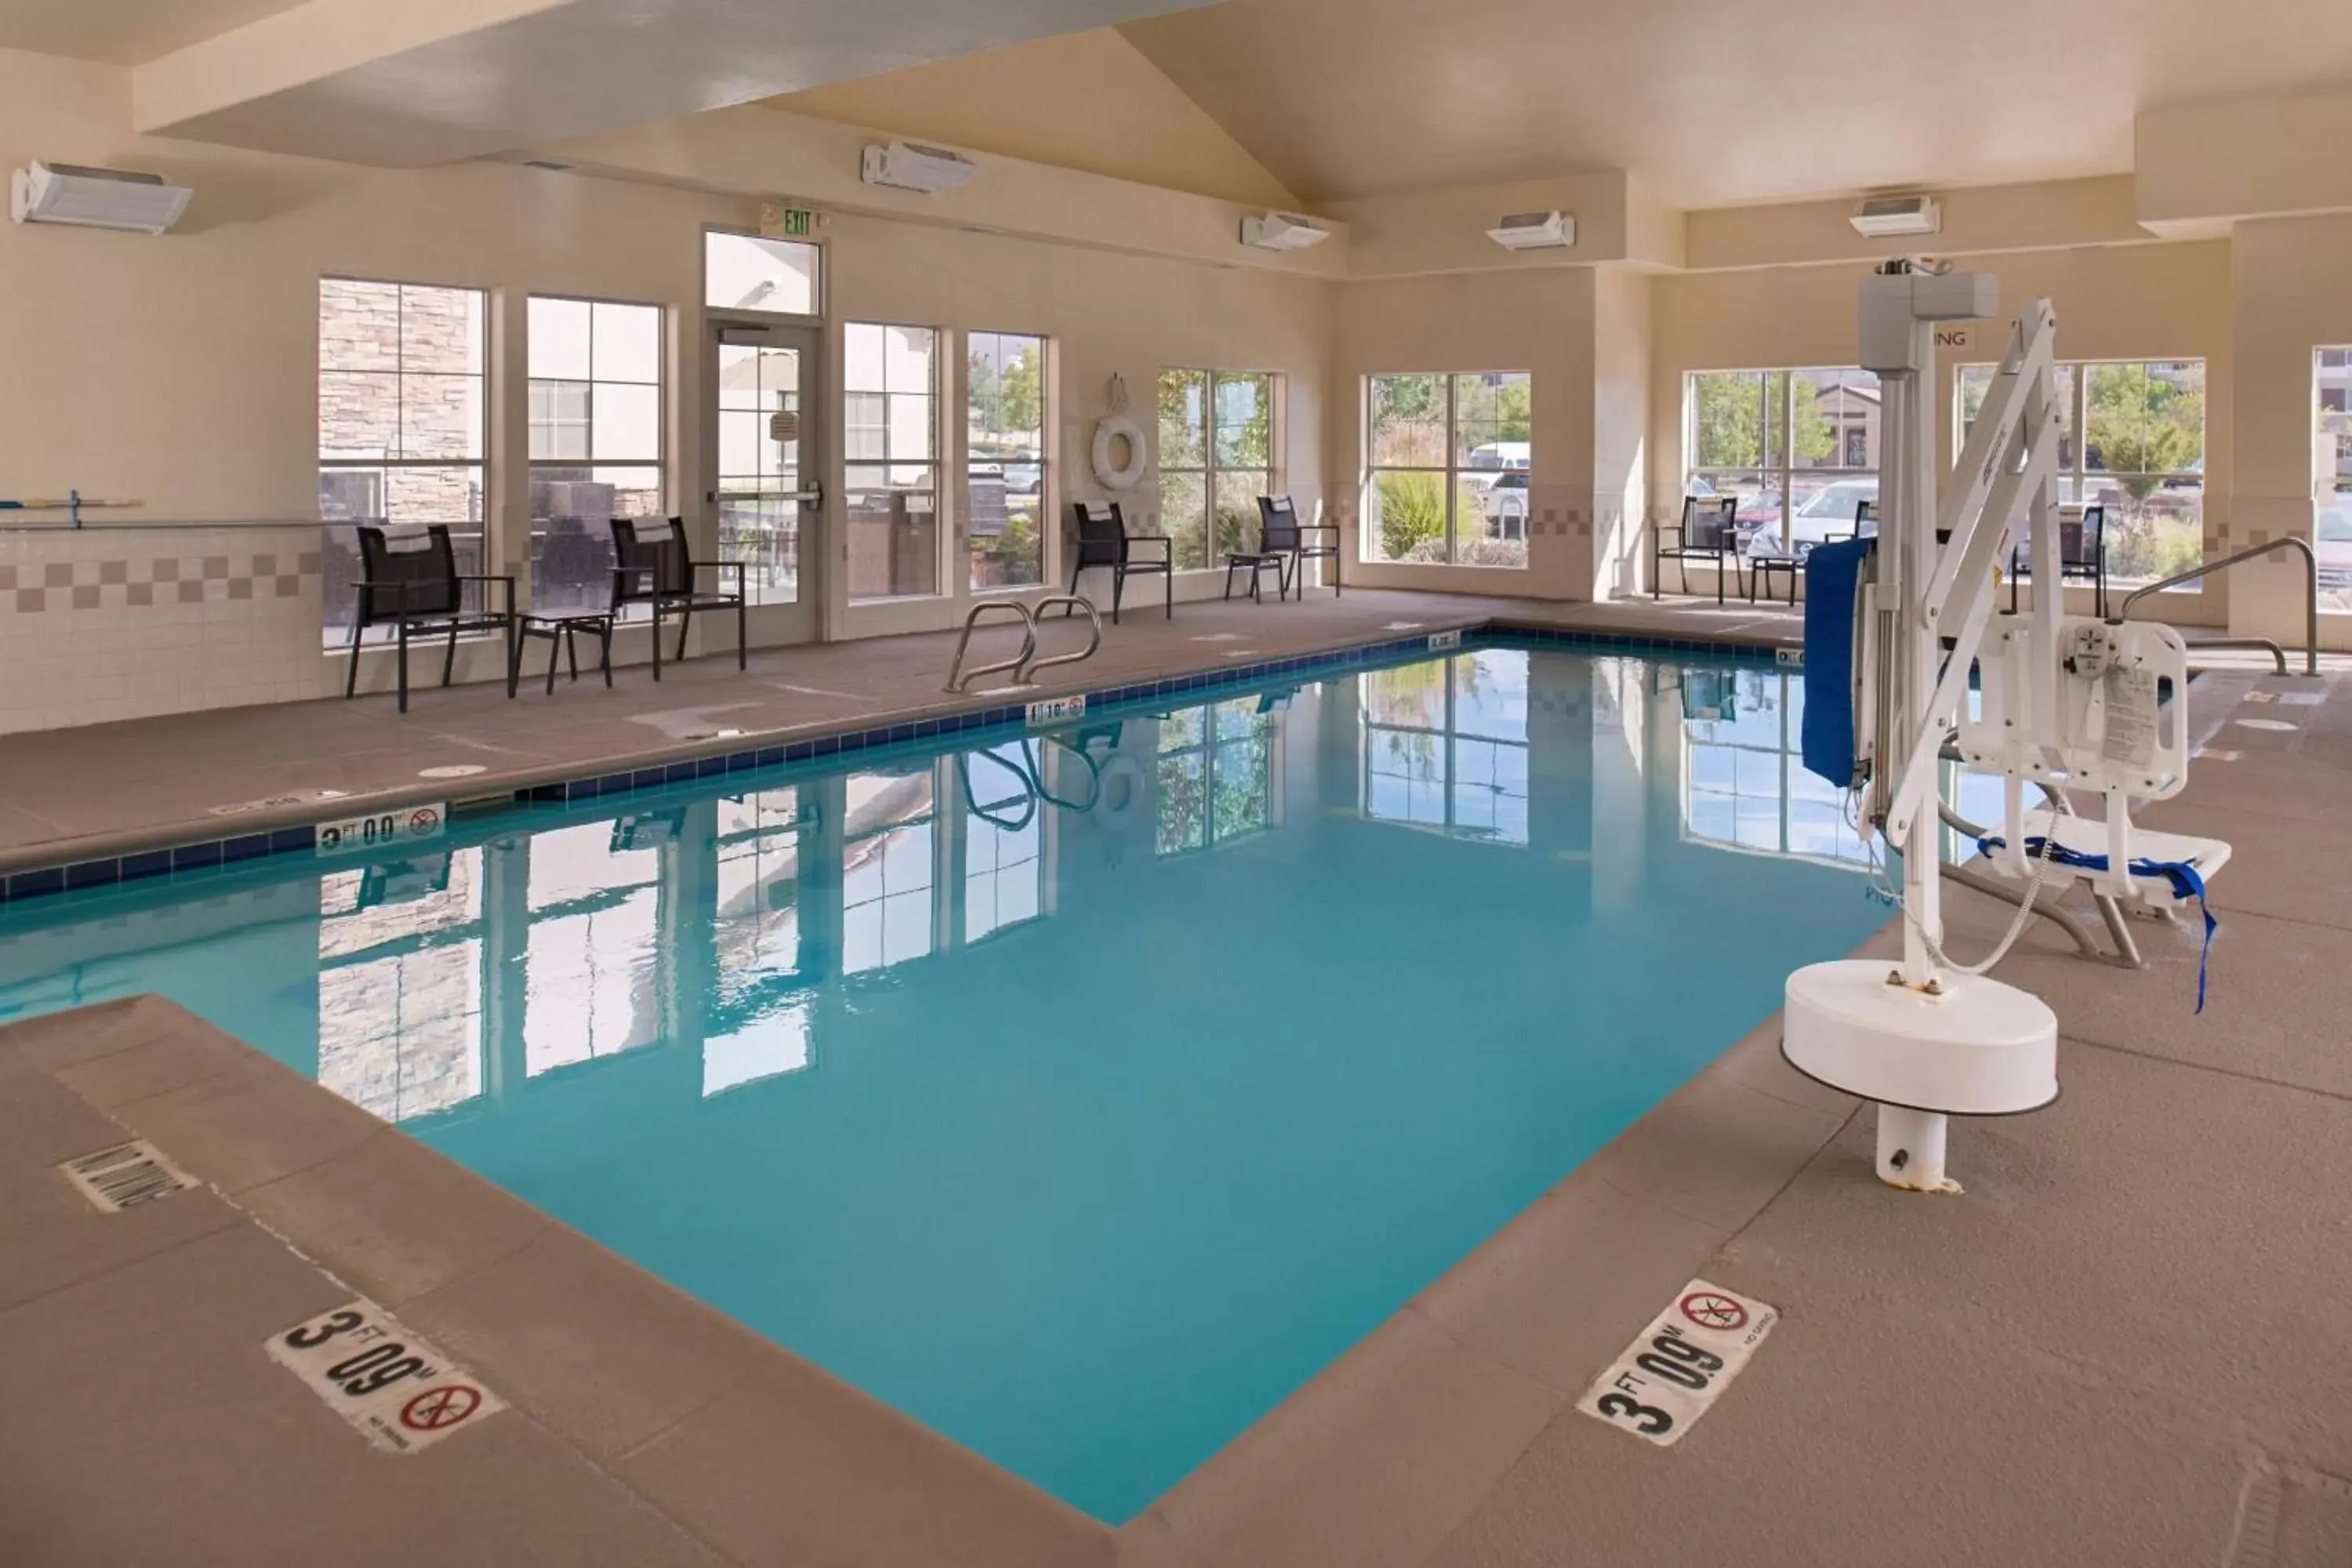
<box><xmin>3</xmin><ymin>598</ymin><xmax>2350</xmax><ymax>1566</ymax></box>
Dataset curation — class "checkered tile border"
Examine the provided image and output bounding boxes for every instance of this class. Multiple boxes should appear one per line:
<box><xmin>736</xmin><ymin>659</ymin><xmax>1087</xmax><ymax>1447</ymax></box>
<box><xmin>0</xmin><ymin>619</ymin><xmax>1784</xmax><ymax>905</ymax></box>
<box><xmin>0</xmin><ymin>552</ymin><xmax>323</xmax><ymax>614</ymax></box>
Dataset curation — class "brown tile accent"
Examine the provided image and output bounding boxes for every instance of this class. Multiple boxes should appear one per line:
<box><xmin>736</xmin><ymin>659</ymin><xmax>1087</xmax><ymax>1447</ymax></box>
<box><xmin>275</xmin><ymin>575</ymin><xmax>301</xmax><ymax>597</ymax></box>
<box><xmin>201</xmin><ymin>556</ymin><xmax>230</xmax><ymax>580</ymax></box>
<box><xmin>151</xmin><ymin>558</ymin><xmax>180</xmax><ymax>582</ymax></box>
<box><xmin>0</xmin><ymin>564</ymin><xmax>14</xmax><ymax>590</ymax></box>
<box><xmin>71</xmin><ymin>586</ymin><xmax>100</xmax><ymax>611</ymax></box>
<box><xmin>227</xmin><ymin>579</ymin><xmax>253</xmax><ymax>601</ymax></box>
<box><xmin>15</xmin><ymin>588</ymin><xmax>43</xmax><ymax>612</ymax></box>
<box><xmin>127</xmin><ymin>583</ymin><xmax>154</xmax><ymax>608</ymax></box>
<box><xmin>43</xmin><ymin>562</ymin><xmax>73</xmax><ymax>588</ymax></box>
<box><xmin>177</xmin><ymin>580</ymin><xmax>205</xmax><ymax>604</ymax></box>
<box><xmin>298</xmin><ymin>551</ymin><xmax>323</xmax><ymax>573</ymax></box>
<box><xmin>252</xmin><ymin>554</ymin><xmax>277</xmax><ymax>575</ymax></box>
<box><xmin>99</xmin><ymin>560</ymin><xmax>128</xmax><ymax>585</ymax></box>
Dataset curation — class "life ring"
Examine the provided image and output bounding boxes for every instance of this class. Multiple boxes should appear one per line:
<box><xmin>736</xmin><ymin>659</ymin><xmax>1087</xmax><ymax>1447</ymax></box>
<box><xmin>1091</xmin><ymin>416</ymin><xmax>1147</xmax><ymax>490</ymax></box>
<box><xmin>1094</xmin><ymin>753</ymin><xmax>1145</xmax><ymax>827</ymax></box>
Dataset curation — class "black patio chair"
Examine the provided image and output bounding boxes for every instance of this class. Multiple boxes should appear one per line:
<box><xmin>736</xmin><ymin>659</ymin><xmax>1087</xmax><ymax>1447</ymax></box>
<box><xmin>609</xmin><ymin>517</ymin><xmax>746</xmax><ymax>681</ymax></box>
<box><xmin>1653</xmin><ymin>495</ymin><xmax>1742</xmax><ymax>604</ymax></box>
<box><xmin>1260</xmin><ymin>494</ymin><xmax>1341</xmax><ymax>598</ymax></box>
<box><xmin>2009</xmin><ymin>503</ymin><xmax>2108</xmax><ymax>616</ymax></box>
<box><xmin>1066</xmin><ymin>499</ymin><xmax>1171</xmax><ymax>622</ymax></box>
<box><xmin>1845</xmin><ymin>500</ymin><xmax>1878</xmax><ymax>540</ymax></box>
<box><xmin>343</xmin><ymin>524</ymin><xmax>516</xmax><ymax>713</ymax></box>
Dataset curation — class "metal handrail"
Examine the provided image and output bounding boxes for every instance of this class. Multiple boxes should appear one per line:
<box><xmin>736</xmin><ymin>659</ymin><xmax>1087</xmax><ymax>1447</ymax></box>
<box><xmin>945</xmin><ymin>602</ymin><xmax>1036</xmax><ymax>693</ymax></box>
<box><xmin>2118</xmin><ymin>535</ymin><xmax>2318</xmax><ymax>677</ymax></box>
<box><xmin>2180</xmin><ymin>636</ymin><xmax>2288</xmax><ymax>676</ymax></box>
<box><xmin>1016</xmin><ymin>596</ymin><xmax>1102</xmax><ymax>683</ymax></box>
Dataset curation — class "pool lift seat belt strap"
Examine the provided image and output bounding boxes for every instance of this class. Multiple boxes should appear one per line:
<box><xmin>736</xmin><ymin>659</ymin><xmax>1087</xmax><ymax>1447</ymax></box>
<box><xmin>1980</xmin><ymin>835</ymin><xmax>2217</xmax><ymax>1011</ymax></box>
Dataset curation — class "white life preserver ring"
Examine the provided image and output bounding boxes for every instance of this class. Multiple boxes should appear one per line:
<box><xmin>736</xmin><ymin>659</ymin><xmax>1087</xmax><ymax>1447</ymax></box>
<box><xmin>1094</xmin><ymin>753</ymin><xmax>1145</xmax><ymax>827</ymax></box>
<box><xmin>1091</xmin><ymin>415</ymin><xmax>1148</xmax><ymax>490</ymax></box>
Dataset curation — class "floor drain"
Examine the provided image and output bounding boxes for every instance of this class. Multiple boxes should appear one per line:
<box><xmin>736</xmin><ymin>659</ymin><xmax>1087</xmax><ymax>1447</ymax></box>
<box><xmin>418</xmin><ymin>765</ymin><xmax>488</xmax><ymax>779</ymax></box>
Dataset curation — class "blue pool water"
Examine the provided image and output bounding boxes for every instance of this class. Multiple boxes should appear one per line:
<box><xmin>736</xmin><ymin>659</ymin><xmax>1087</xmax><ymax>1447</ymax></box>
<box><xmin>0</xmin><ymin>644</ymin><xmax>1892</xmax><ymax>1521</ymax></box>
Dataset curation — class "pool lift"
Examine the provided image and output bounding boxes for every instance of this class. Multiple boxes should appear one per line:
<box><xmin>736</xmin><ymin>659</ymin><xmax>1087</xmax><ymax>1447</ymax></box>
<box><xmin>1781</xmin><ymin>260</ymin><xmax>2230</xmax><ymax>1193</ymax></box>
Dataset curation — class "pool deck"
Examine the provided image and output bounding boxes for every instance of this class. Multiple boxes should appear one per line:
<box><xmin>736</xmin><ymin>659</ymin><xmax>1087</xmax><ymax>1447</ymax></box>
<box><xmin>4</xmin><ymin>593</ymin><xmax>2351</xmax><ymax>1565</ymax></box>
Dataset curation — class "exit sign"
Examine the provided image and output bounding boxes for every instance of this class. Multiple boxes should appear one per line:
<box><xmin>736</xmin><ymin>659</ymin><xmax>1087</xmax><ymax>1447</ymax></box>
<box><xmin>760</xmin><ymin>200</ymin><xmax>817</xmax><ymax>239</ymax></box>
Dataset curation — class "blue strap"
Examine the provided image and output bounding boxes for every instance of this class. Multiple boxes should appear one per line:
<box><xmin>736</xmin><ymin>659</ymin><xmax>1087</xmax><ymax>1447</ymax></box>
<box><xmin>1978</xmin><ymin>835</ymin><xmax>2216</xmax><ymax>1012</ymax></box>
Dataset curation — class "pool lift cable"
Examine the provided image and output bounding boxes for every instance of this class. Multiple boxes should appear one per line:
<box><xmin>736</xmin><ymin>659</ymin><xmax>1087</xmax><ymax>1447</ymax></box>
<box><xmin>1783</xmin><ymin>259</ymin><xmax>2230</xmax><ymax>1195</ymax></box>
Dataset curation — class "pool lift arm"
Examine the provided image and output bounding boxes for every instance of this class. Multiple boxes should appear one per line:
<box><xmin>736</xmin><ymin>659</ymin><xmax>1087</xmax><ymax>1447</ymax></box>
<box><xmin>1782</xmin><ymin>261</ymin><xmax>2219</xmax><ymax>1193</ymax></box>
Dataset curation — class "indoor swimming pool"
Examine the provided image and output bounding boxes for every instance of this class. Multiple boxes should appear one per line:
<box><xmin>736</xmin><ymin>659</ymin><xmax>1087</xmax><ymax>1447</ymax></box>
<box><xmin>0</xmin><ymin>642</ymin><xmax>1894</xmax><ymax>1522</ymax></box>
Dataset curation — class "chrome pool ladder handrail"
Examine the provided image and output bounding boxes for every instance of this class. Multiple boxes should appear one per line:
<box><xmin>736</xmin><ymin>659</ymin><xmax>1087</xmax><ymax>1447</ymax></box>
<box><xmin>1017</xmin><ymin>596</ymin><xmax>1102</xmax><ymax>684</ymax></box>
<box><xmin>945</xmin><ymin>602</ymin><xmax>1037</xmax><ymax>693</ymax></box>
<box><xmin>2118</xmin><ymin>535</ymin><xmax>2319</xmax><ymax>677</ymax></box>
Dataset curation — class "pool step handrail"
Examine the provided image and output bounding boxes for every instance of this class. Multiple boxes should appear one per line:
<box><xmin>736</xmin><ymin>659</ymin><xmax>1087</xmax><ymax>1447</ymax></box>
<box><xmin>1016</xmin><ymin>596</ymin><xmax>1102</xmax><ymax>684</ymax></box>
<box><xmin>2117</xmin><ymin>535</ymin><xmax>2318</xmax><ymax>677</ymax></box>
<box><xmin>945</xmin><ymin>601</ymin><xmax>1037</xmax><ymax>693</ymax></box>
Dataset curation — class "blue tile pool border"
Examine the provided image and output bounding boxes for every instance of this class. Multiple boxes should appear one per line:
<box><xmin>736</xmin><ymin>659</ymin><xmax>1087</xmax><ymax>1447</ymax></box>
<box><xmin>0</xmin><ymin>619</ymin><xmax>1787</xmax><ymax>906</ymax></box>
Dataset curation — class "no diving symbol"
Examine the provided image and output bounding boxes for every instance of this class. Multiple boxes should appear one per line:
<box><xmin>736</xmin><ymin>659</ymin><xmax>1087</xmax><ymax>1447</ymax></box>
<box><xmin>1679</xmin><ymin>1291</ymin><xmax>1747</xmax><ymax>1332</ymax></box>
<box><xmin>401</xmin><ymin>1385</ymin><xmax>481</xmax><ymax>1432</ymax></box>
<box><xmin>408</xmin><ymin>808</ymin><xmax>441</xmax><ymax>833</ymax></box>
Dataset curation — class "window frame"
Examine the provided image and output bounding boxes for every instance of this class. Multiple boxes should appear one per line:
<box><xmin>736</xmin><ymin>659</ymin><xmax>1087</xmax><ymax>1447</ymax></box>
<box><xmin>1362</xmin><ymin>371</ymin><xmax>1533</xmax><ymax>568</ymax></box>
<box><xmin>1156</xmin><ymin>368</ymin><xmax>1282</xmax><ymax>573</ymax></box>
<box><xmin>844</xmin><ymin>318</ymin><xmax>946</xmax><ymax>603</ymax></box>
<box><xmin>1682</xmin><ymin>366</ymin><xmax>1880</xmax><ymax>548</ymax></box>
<box><xmin>701</xmin><ymin>227</ymin><xmax>826</xmax><ymax>321</ymax></box>
<box><xmin>964</xmin><ymin>329</ymin><xmax>1052</xmax><ymax>594</ymax></box>
<box><xmin>525</xmin><ymin>292</ymin><xmax>667</xmax><ymax>613</ymax></box>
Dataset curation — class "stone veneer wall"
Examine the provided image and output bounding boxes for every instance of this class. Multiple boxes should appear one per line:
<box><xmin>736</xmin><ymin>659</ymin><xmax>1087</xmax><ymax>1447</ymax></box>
<box><xmin>0</xmin><ymin>528</ymin><xmax>330</xmax><ymax>734</ymax></box>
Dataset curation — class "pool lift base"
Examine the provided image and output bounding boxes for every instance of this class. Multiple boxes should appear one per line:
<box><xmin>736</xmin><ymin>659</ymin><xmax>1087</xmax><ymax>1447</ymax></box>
<box><xmin>1783</xmin><ymin>960</ymin><xmax>2057</xmax><ymax>1193</ymax></box>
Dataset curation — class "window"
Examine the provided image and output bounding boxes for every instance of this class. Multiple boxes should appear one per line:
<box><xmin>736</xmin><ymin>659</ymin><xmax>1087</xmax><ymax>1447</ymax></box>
<box><xmin>967</xmin><ymin>332</ymin><xmax>1048</xmax><ymax>590</ymax></box>
<box><xmin>1684</xmin><ymin>368</ymin><xmax>1879</xmax><ymax>557</ymax></box>
<box><xmin>1156</xmin><ymin>698</ymin><xmax>1279</xmax><ymax>854</ymax></box>
<box><xmin>704</xmin><ymin>232</ymin><xmax>820</xmax><ymax>316</ymax></box>
<box><xmin>845</xmin><ymin>323</ymin><xmax>941</xmax><ymax>601</ymax></box>
<box><xmin>843</xmin><ymin>768</ymin><xmax>938</xmax><ymax>971</ymax></box>
<box><xmin>1958</xmin><ymin>359</ymin><xmax>2203</xmax><ymax>586</ymax></box>
<box><xmin>1359</xmin><ymin>651</ymin><xmax>1530</xmax><ymax>844</ymax></box>
<box><xmin>1364</xmin><ymin>372</ymin><xmax>1531</xmax><ymax>568</ymax></box>
<box><xmin>318</xmin><ymin>278</ymin><xmax>487</xmax><ymax>641</ymax></box>
<box><xmin>528</xmin><ymin>296</ymin><xmax>662</xmax><ymax>614</ymax></box>
<box><xmin>1158</xmin><ymin>369</ymin><xmax>1277</xmax><ymax>571</ymax></box>
<box><xmin>2311</xmin><ymin>350</ymin><xmax>2352</xmax><ymax>614</ymax></box>
<box><xmin>964</xmin><ymin>744</ymin><xmax>1044</xmax><ymax>940</ymax></box>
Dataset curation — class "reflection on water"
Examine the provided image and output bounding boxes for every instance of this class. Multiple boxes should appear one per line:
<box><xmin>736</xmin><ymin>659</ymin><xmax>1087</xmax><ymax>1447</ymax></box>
<box><xmin>0</xmin><ymin>642</ymin><xmax>1900</xmax><ymax>1524</ymax></box>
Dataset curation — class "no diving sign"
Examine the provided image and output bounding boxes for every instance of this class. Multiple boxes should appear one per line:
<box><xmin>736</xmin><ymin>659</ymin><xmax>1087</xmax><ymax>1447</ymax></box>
<box><xmin>1579</xmin><ymin>1278</ymin><xmax>1778</xmax><ymax>1447</ymax></box>
<box><xmin>265</xmin><ymin>1300</ymin><xmax>504</xmax><ymax>1454</ymax></box>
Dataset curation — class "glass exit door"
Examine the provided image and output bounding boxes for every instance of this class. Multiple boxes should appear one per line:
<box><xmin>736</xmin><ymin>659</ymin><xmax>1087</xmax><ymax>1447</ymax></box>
<box><xmin>710</xmin><ymin>321</ymin><xmax>822</xmax><ymax>644</ymax></box>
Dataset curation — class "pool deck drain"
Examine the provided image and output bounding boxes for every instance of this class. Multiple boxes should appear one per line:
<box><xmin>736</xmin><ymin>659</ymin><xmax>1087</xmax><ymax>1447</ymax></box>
<box><xmin>2</xmin><ymin>610</ymin><xmax>2350</xmax><ymax>1565</ymax></box>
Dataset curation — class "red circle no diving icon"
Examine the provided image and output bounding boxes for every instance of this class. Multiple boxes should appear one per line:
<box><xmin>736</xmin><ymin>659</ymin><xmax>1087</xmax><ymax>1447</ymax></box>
<box><xmin>408</xmin><ymin>808</ymin><xmax>441</xmax><ymax>833</ymax></box>
<box><xmin>401</xmin><ymin>1384</ymin><xmax>481</xmax><ymax>1431</ymax></box>
<box><xmin>1679</xmin><ymin>1291</ymin><xmax>1748</xmax><ymax>1332</ymax></box>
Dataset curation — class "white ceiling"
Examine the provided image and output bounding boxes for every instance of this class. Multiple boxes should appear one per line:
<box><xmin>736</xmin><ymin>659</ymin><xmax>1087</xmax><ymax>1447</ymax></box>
<box><xmin>1119</xmin><ymin>0</ymin><xmax>2352</xmax><ymax>207</ymax></box>
<box><xmin>0</xmin><ymin>0</ymin><xmax>305</xmax><ymax>65</ymax></box>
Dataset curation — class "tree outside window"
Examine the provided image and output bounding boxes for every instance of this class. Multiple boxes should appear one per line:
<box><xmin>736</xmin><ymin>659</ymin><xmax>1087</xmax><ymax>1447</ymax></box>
<box><xmin>1157</xmin><ymin>369</ymin><xmax>1277</xmax><ymax>572</ymax></box>
<box><xmin>967</xmin><ymin>332</ymin><xmax>1047</xmax><ymax>590</ymax></box>
<box><xmin>1685</xmin><ymin>368</ymin><xmax>1878</xmax><ymax>556</ymax></box>
<box><xmin>1364</xmin><ymin>372</ymin><xmax>1530</xmax><ymax>567</ymax></box>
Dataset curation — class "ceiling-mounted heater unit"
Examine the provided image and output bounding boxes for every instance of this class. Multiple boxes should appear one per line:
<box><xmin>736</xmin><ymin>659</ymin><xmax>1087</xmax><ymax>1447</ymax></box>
<box><xmin>1486</xmin><ymin>210</ymin><xmax>1575</xmax><ymax>251</ymax></box>
<box><xmin>860</xmin><ymin>140</ymin><xmax>978</xmax><ymax>194</ymax></box>
<box><xmin>10</xmin><ymin>162</ymin><xmax>192</xmax><ymax>234</ymax></box>
<box><xmin>1849</xmin><ymin>194</ymin><xmax>1940</xmax><ymax>238</ymax></box>
<box><xmin>1240</xmin><ymin>211</ymin><xmax>1332</xmax><ymax>251</ymax></box>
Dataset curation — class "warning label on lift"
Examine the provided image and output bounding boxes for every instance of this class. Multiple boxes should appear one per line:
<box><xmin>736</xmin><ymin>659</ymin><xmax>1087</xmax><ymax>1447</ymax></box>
<box><xmin>1578</xmin><ymin>1279</ymin><xmax>1778</xmax><ymax>1447</ymax></box>
<box><xmin>265</xmin><ymin>1300</ymin><xmax>504</xmax><ymax>1454</ymax></box>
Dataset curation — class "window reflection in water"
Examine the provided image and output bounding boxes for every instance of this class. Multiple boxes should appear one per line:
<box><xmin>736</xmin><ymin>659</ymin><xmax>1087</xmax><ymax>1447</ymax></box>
<box><xmin>524</xmin><ymin>820</ymin><xmax>664</xmax><ymax>1074</ymax></box>
<box><xmin>318</xmin><ymin>848</ymin><xmax>486</xmax><ymax>1122</ymax></box>
<box><xmin>1361</xmin><ymin>651</ymin><xmax>1530</xmax><ymax>844</ymax></box>
<box><xmin>1156</xmin><ymin>699</ymin><xmax>1279</xmax><ymax>855</ymax></box>
<box><xmin>707</xmin><ymin>788</ymin><xmax>813</xmax><ymax>1097</ymax></box>
<box><xmin>964</xmin><ymin>744</ymin><xmax>1044</xmax><ymax>942</ymax></box>
<box><xmin>844</xmin><ymin>769</ymin><xmax>937</xmax><ymax>974</ymax></box>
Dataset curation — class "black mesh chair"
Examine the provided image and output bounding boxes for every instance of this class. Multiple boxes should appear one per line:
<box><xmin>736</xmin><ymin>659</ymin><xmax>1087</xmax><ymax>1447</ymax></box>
<box><xmin>2009</xmin><ymin>503</ymin><xmax>2108</xmax><ymax>615</ymax></box>
<box><xmin>344</xmin><ymin>524</ymin><xmax>516</xmax><ymax>713</ymax></box>
<box><xmin>1846</xmin><ymin>499</ymin><xmax>1878</xmax><ymax>540</ymax></box>
<box><xmin>1653</xmin><ymin>495</ymin><xmax>1742</xmax><ymax>604</ymax></box>
<box><xmin>1259</xmin><ymin>494</ymin><xmax>1341</xmax><ymax>598</ymax></box>
<box><xmin>609</xmin><ymin>517</ymin><xmax>746</xmax><ymax>681</ymax></box>
<box><xmin>1066</xmin><ymin>500</ymin><xmax>1171</xmax><ymax>622</ymax></box>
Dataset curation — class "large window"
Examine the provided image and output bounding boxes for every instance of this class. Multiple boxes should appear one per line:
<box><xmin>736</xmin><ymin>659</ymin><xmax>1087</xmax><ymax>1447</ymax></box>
<box><xmin>318</xmin><ymin>278</ymin><xmax>487</xmax><ymax>641</ymax></box>
<box><xmin>846</xmin><ymin>323</ymin><xmax>941</xmax><ymax>601</ymax></box>
<box><xmin>1158</xmin><ymin>369</ymin><xmax>1276</xmax><ymax>571</ymax></box>
<box><xmin>1364</xmin><ymin>372</ymin><xmax>1531</xmax><ymax>568</ymax></box>
<box><xmin>528</xmin><ymin>296</ymin><xmax>662</xmax><ymax>614</ymax></box>
<box><xmin>1359</xmin><ymin>651</ymin><xmax>1530</xmax><ymax>844</ymax></box>
<box><xmin>1958</xmin><ymin>359</ymin><xmax>2203</xmax><ymax>586</ymax></box>
<box><xmin>967</xmin><ymin>332</ymin><xmax>1047</xmax><ymax>590</ymax></box>
<box><xmin>1684</xmin><ymin>368</ymin><xmax>1879</xmax><ymax>557</ymax></box>
<box><xmin>2315</xmin><ymin>349</ymin><xmax>2352</xmax><ymax>613</ymax></box>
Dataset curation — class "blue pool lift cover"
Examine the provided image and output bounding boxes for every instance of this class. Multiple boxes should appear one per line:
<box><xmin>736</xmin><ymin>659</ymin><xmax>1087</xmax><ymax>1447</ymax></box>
<box><xmin>1800</xmin><ymin>538</ymin><xmax>1875</xmax><ymax>789</ymax></box>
